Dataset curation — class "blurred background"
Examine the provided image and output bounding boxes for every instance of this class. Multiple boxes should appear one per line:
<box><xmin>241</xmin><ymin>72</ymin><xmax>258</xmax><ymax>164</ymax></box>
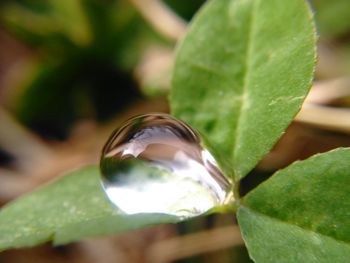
<box><xmin>0</xmin><ymin>0</ymin><xmax>350</xmax><ymax>262</ymax></box>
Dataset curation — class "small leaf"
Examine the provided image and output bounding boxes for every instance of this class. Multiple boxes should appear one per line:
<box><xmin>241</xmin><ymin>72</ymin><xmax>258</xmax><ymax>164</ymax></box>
<box><xmin>171</xmin><ymin>0</ymin><xmax>316</xmax><ymax>178</ymax></box>
<box><xmin>237</xmin><ymin>148</ymin><xmax>350</xmax><ymax>262</ymax></box>
<box><xmin>0</xmin><ymin>166</ymin><xmax>180</xmax><ymax>250</ymax></box>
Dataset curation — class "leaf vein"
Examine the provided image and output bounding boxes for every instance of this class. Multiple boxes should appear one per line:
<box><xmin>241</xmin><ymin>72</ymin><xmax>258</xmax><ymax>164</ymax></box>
<box><xmin>233</xmin><ymin>0</ymin><xmax>259</xmax><ymax>177</ymax></box>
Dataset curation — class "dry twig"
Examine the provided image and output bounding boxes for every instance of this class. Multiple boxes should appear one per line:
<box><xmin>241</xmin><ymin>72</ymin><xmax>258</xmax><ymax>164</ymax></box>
<box><xmin>128</xmin><ymin>0</ymin><xmax>187</xmax><ymax>41</ymax></box>
<box><xmin>146</xmin><ymin>225</ymin><xmax>244</xmax><ymax>263</ymax></box>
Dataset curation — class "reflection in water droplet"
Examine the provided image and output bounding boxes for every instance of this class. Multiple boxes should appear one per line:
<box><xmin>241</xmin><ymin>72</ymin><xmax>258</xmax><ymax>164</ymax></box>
<box><xmin>100</xmin><ymin>113</ymin><xmax>233</xmax><ymax>218</ymax></box>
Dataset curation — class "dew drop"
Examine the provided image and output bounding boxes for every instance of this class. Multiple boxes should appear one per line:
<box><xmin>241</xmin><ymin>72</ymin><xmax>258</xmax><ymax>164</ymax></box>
<box><xmin>100</xmin><ymin>113</ymin><xmax>233</xmax><ymax>218</ymax></box>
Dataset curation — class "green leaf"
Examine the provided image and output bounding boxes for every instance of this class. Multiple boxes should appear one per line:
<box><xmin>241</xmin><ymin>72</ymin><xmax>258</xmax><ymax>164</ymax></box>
<box><xmin>0</xmin><ymin>166</ymin><xmax>180</xmax><ymax>250</ymax></box>
<box><xmin>237</xmin><ymin>148</ymin><xmax>350</xmax><ymax>262</ymax></box>
<box><xmin>0</xmin><ymin>0</ymin><xmax>91</xmax><ymax>47</ymax></box>
<box><xmin>50</xmin><ymin>0</ymin><xmax>92</xmax><ymax>46</ymax></box>
<box><xmin>171</xmin><ymin>0</ymin><xmax>316</xmax><ymax>178</ymax></box>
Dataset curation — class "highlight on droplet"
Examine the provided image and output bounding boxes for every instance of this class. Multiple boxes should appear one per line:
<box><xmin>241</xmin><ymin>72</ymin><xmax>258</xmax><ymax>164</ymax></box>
<box><xmin>100</xmin><ymin>113</ymin><xmax>233</xmax><ymax>218</ymax></box>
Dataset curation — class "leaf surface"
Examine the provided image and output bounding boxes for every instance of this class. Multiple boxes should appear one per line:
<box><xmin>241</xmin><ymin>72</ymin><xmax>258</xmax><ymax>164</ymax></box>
<box><xmin>171</xmin><ymin>0</ymin><xmax>316</xmax><ymax>178</ymax></box>
<box><xmin>0</xmin><ymin>166</ymin><xmax>179</xmax><ymax>250</ymax></box>
<box><xmin>237</xmin><ymin>148</ymin><xmax>350</xmax><ymax>262</ymax></box>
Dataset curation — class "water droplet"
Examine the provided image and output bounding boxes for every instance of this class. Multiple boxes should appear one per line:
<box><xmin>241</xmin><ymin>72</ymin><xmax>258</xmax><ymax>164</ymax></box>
<box><xmin>100</xmin><ymin>113</ymin><xmax>233</xmax><ymax>218</ymax></box>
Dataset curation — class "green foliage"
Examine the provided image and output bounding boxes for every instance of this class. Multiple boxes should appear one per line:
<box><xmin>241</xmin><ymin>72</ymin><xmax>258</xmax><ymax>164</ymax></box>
<box><xmin>237</xmin><ymin>148</ymin><xmax>350</xmax><ymax>262</ymax></box>
<box><xmin>237</xmin><ymin>207</ymin><xmax>350</xmax><ymax>263</ymax></box>
<box><xmin>0</xmin><ymin>0</ymin><xmax>168</xmax><ymax>139</ymax></box>
<box><xmin>171</xmin><ymin>0</ymin><xmax>316</xmax><ymax>179</ymax></box>
<box><xmin>3</xmin><ymin>1</ymin><xmax>348</xmax><ymax>263</ymax></box>
<box><xmin>0</xmin><ymin>166</ymin><xmax>179</xmax><ymax>250</ymax></box>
